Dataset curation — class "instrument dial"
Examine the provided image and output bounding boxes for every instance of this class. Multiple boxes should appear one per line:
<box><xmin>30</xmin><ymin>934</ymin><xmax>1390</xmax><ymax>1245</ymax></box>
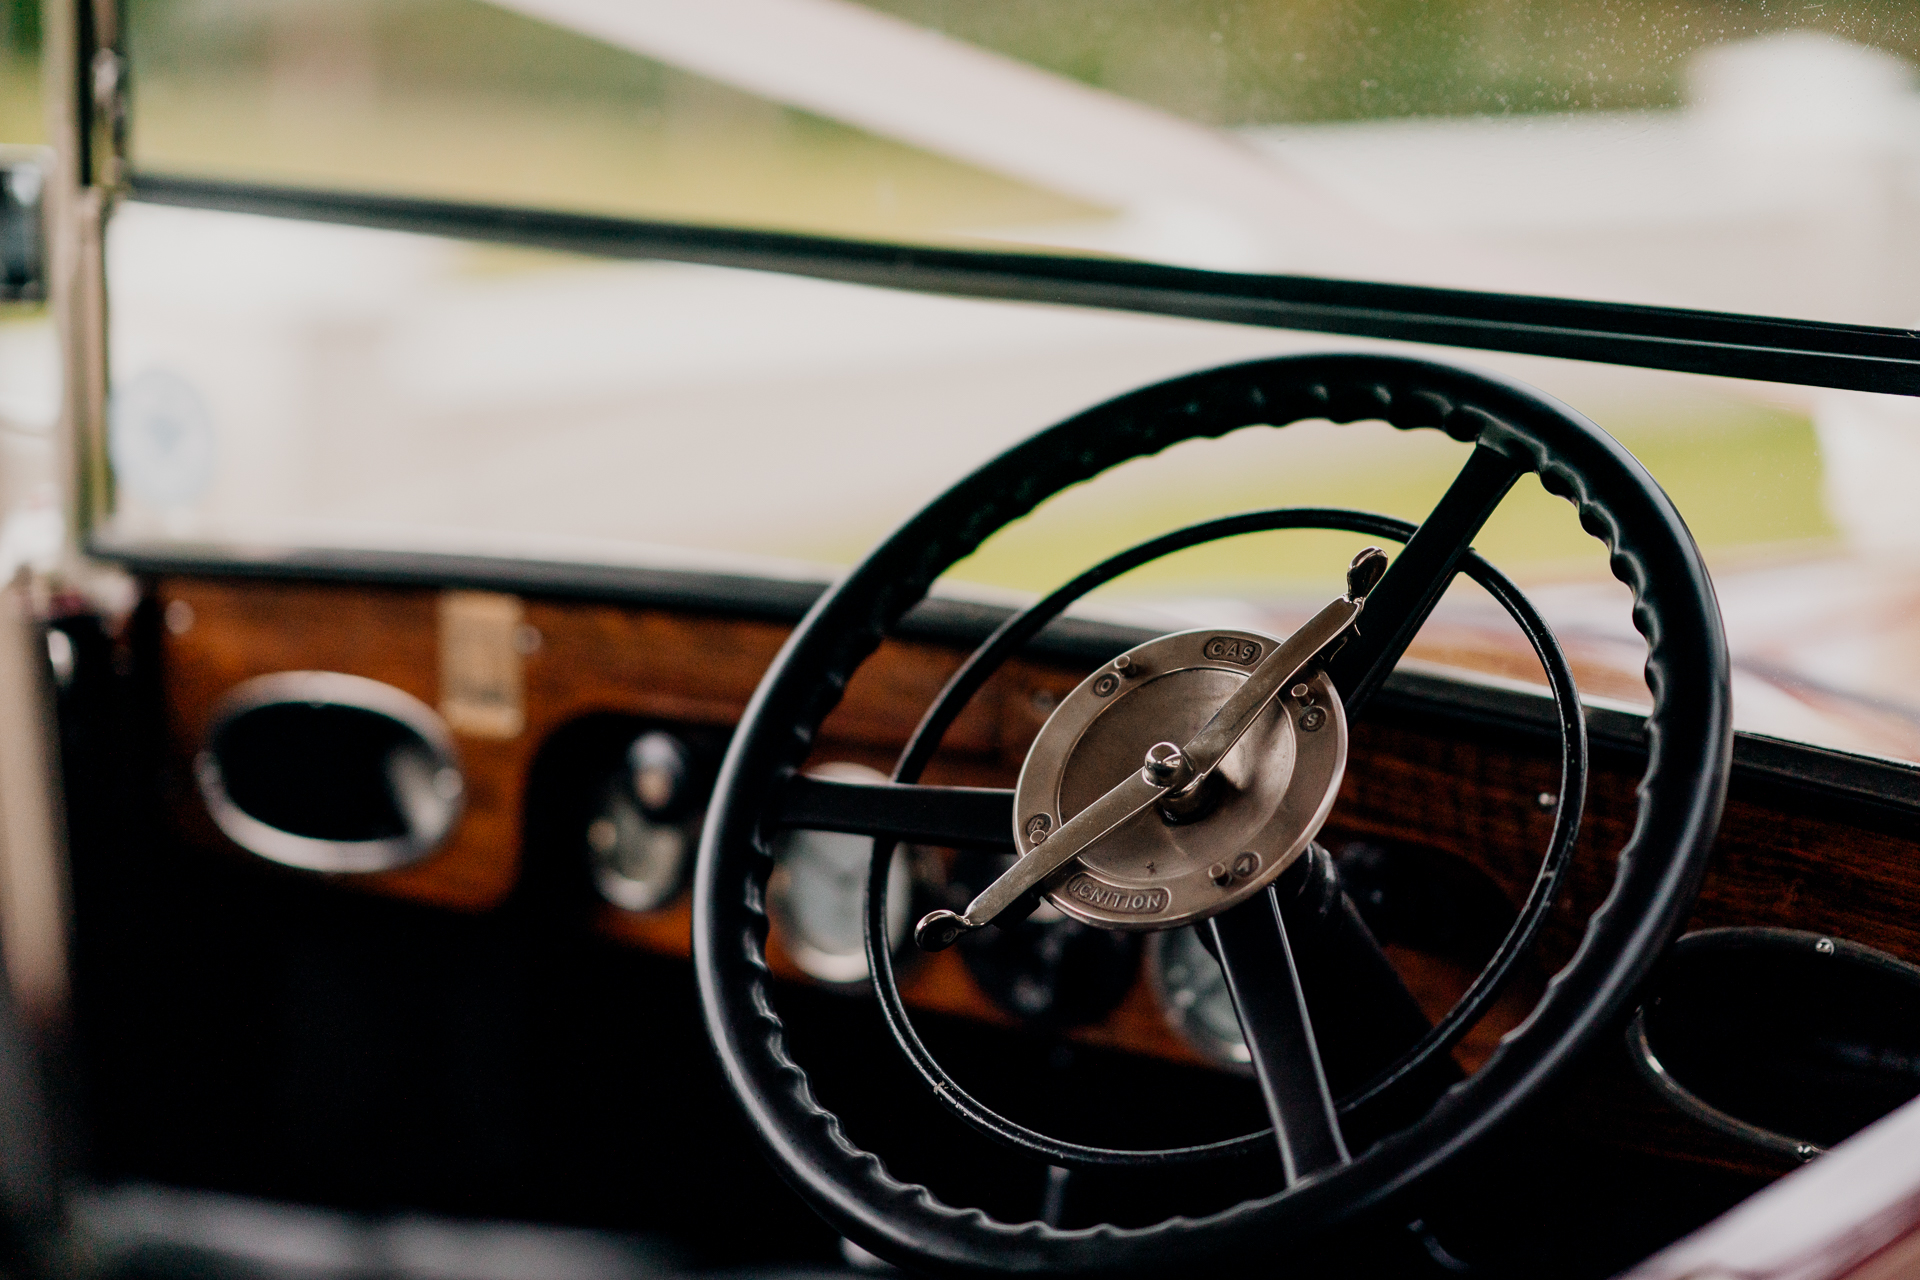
<box><xmin>588</xmin><ymin>729</ymin><xmax>700</xmax><ymax>913</ymax></box>
<box><xmin>768</xmin><ymin>763</ymin><xmax>922</xmax><ymax>986</ymax></box>
<box><xmin>629</xmin><ymin>729</ymin><xmax>693</xmax><ymax>818</ymax></box>
<box><xmin>946</xmin><ymin>849</ymin><xmax>1139</xmax><ymax>1027</ymax></box>
<box><xmin>1147</xmin><ymin>925</ymin><xmax>1252</xmax><ymax>1069</ymax></box>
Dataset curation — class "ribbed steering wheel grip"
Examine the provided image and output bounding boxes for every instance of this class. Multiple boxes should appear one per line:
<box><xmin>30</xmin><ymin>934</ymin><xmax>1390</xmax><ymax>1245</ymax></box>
<box><xmin>693</xmin><ymin>353</ymin><xmax>1731</xmax><ymax>1276</ymax></box>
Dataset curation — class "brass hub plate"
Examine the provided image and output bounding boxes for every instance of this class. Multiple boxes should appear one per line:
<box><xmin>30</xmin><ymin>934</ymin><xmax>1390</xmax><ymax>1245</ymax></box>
<box><xmin>1011</xmin><ymin>628</ymin><xmax>1348</xmax><ymax>931</ymax></box>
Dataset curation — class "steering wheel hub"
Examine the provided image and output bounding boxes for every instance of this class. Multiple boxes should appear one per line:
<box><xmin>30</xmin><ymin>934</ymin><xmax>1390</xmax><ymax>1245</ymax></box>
<box><xmin>1013</xmin><ymin>628</ymin><xmax>1349</xmax><ymax>931</ymax></box>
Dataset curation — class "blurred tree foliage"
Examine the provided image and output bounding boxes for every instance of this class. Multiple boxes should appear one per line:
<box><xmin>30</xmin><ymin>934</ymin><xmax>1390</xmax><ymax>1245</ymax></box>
<box><xmin>1</xmin><ymin>0</ymin><xmax>36</xmax><ymax>58</ymax></box>
<box><xmin>863</xmin><ymin>0</ymin><xmax>1920</xmax><ymax>122</ymax></box>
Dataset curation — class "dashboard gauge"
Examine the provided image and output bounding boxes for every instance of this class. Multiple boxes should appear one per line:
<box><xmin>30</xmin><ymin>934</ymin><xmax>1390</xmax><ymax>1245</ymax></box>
<box><xmin>628</xmin><ymin>729</ymin><xmax>693</xmax><ymax>819</ymax></box>
<box><xmin>946</xmin><ymin>849</ymin><xmax>1139</xmax><ymax>1027</ymax></box>
<box><xmin>587</xmin><ymin>728</ymin><xmax>704</xmax><ymax>913</ymax></box>
<box><xmin>1148</xmin><ymin>926</ymin><xmax>1252</xmax><ymax>1070</ymax></box>
<box><xmin>586</xmin><ymin>772</ymin><xmax>691</xmax><ymax>913</ymax></box>
<box><xmin>768</xmin><ymin>763</ymin><xmax>919</xmax><ymax>986</ymax></box>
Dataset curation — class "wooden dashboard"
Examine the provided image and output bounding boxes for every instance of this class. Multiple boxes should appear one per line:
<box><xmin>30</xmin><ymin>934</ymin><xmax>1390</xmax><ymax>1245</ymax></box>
<box><xmin>148</xmin><ymin>573</ymin><xmax>1920</xmax><ymax>1166</ymax></box>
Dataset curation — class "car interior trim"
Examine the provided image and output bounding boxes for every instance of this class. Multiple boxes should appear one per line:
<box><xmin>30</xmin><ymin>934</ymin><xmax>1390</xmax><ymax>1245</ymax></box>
<box><xmin>194</xmin><ymin>670</ymin><xmax>467</xmax><ymax>874</ymax></box>
<box><xmin>105</xmin><ymin>540</ymin><xmax>1920</xmax><ymax>826</ymax></box>
<box><xmin>1627</xmin><ymin>1008</ymin><xmax>1822</xmax><ymax>1166</ymax></box>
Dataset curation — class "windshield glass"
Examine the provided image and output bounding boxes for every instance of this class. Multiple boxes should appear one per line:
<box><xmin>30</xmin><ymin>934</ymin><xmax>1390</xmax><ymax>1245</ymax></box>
<box><xmin>13</xmin><ymin>1</ymin><xmax>1920</xmax><ymax>768</ymax></box>
<box><xmin>124</xmin><ymin>0</ymin><xmax>1920</xmax><ymax>326</ymax></box>
<box><xmin>94</xmin><ymin>203</ymin><xmax>1912</xmax><ymax>762</ymax></box>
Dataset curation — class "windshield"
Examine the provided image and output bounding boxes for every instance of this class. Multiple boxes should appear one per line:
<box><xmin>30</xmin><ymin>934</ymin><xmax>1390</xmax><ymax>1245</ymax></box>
<box><xmin>6</xmin><ymin>0</ymin><xmax>1919</xmax><ymax>767</ymax></box>
<box><xmin>122</xmin><ymin>0</ymin><xmax>1920</xmax><ymax>325</ymax></box>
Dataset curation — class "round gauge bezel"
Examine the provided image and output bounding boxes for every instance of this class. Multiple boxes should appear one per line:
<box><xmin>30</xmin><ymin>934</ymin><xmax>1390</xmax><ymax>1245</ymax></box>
<box><xmin>1011</xmin><ymin>628</ymin><xmax>1348</xmax><ymax>932</ymax></box>
<box><xmin>586</xmin><ymin>776</ymin><xmax>692</xmax><ymax>914</ymax></box>
<box><xmin>768</xmin><ymin>762</ymin><xmax>922</xmax><ymax>986</ymax></box>
<box><xmin>1146</xmin><ymin>927</ymin><xmax>1254</xmax><ymax>1072</ymax></box>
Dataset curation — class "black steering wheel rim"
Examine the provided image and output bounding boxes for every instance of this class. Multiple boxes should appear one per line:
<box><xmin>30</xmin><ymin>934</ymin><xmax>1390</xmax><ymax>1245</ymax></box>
<box><xmin>862</xmin><ymin>505</ymin><xmax>1589</xmax><ymax>1169</ymax></box>
<box><xmin>693</xmin><ymin>353</ymin><xmax>1731</xmax><ymax>1276</ymax></box>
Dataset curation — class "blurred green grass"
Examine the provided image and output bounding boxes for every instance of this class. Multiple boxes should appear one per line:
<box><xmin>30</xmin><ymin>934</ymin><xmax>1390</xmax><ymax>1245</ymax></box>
<box><xmin>864</xmin><ymin>0</ymin><xmax>1920</xmax><ymax>123</ymax></box>
<box><xmin>790</xmin><ymin>398</ymin><xmax>1831</xmax><ymax>599</ymax></box>
<box><xmin>118</xmin><ymin>0</ymin><xmax>1102</xmax><ymax>239</ymax></box>
<box><xmin>130</xmin><ymin>78</ymin><xmax>1099</xmax><ymax>240</ymax></box>
<box><xmin>1</xmin><ymin>58</ymin><xmax>39</xmax><ymax>144</ymax></box>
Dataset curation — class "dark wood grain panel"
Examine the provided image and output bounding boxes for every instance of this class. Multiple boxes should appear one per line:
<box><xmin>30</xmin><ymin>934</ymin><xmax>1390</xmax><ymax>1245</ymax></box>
<box><xmin>1692</xmin><ymin>797</ymin><xmax>1920</xmax><ymax>966</ymax></box>
<box><xmin>152</xmin><ymin>575</ymin><xmax>1504</xmax><ymax>1074</ymax></box>
<box><xmin>153</xmin><ymin>573</ymin><xmax>1920</xmax><ymax>1117</ymax></box>
<box><xmin>157</xmin><ymin>577</ymin><xmax>1040</xmax><ymax>911</ymax></box>
<box><xmin>1334</xmin><ymin>717</ymin><xmax>1920</xmax><ymax>972</ymax></box>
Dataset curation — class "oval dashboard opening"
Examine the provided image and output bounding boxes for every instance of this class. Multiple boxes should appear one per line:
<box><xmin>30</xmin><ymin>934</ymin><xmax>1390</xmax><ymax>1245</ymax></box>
<box><xmin>1631</xmin><ymin>927</ymin><xmax>1920</xmax><ymax>1159</ymax></box>
<box><xmin>196</xmin><ymin>671</ymin><xmax>465</xmax><ymax>873</ymax></box>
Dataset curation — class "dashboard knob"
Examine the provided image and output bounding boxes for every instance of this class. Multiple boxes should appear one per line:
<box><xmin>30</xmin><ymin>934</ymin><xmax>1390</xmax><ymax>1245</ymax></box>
<box><xmin>629</xmin><ymin>730</ymin><xmax>692</xmax><ymax>819</ymax></box>
<box><xmin>589</xmin><ymin>727</ymin><xmax>714</xmax><ymax>913</ymax></box>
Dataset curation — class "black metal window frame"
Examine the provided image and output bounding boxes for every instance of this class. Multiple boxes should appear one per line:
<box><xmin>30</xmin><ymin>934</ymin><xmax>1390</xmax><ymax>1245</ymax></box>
<box><xmin>127</xmin><ymin>172</ymin><xmax>1920</xmax><ymax>396</ymax></box>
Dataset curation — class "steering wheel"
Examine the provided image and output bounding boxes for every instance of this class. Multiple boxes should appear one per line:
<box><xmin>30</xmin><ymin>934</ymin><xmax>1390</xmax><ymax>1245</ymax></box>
<box><xmin>693</xmin><ymin>353</ymin><xmax>1732</xmax><ymax>1275</ymax></box>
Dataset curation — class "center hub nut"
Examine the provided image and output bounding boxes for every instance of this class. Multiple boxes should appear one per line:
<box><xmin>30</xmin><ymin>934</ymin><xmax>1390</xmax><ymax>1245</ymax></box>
<box><xmin>1142</xmin><ymin>741</ymin><xmax>1187</xmax><ymax>786</ymax></box>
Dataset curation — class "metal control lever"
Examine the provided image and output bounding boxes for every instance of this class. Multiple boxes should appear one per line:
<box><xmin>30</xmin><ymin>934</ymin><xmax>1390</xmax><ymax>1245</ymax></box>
<box><xmin>915</xmin><ymin>547</ymin><xmax>1388</xmax><ymax>951</ymax></box>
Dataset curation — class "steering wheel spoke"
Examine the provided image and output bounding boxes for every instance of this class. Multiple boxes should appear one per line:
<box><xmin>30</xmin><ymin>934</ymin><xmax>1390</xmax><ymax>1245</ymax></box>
<box><xmin>772</xmin><ymin>773</ymin><xmax>1015</xmax><ymax>850</ymax></box>
<box><xmin>1327</xmin><ymin>442</ymin><xmax>1525</xmax><ymax>717</ymax></box>
<box><xmin>1275</xmin><ymin>847</ymin><xmax>1464</xmax><ymax>1129</ymax></box>
<box><xmin>1208</xmin><ymin>887</ymin><xmax>1350</xmax><ymax>1185</ymax></box>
